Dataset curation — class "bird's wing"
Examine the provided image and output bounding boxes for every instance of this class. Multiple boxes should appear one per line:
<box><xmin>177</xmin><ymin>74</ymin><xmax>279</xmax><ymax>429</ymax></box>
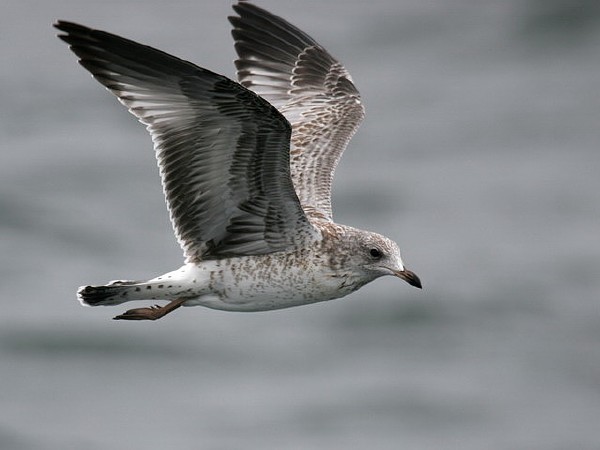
<box><xmin>55</xmin><ymin>21</ymin><xmax>317</xmax><ymax>262</ymax></box>
<box><xmin>229</xmin><ymin>2</ymin><xmax>365</xmax><ymax>222</ymax></box>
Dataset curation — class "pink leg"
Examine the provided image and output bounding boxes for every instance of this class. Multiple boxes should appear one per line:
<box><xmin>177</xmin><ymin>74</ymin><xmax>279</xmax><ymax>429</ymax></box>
<box><xmin>113</xmin><ymin>298</ymin><xmax>186</xmax><ymax>321</ymax></box>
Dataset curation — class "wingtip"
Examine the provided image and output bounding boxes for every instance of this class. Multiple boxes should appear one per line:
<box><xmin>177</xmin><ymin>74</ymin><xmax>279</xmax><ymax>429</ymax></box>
<box><xmin>54</xmin><ymin>20</ymin><xmax>85</xmax><ymax>43</ymax></box>
<box><xmin>53</xmin><ymin>20</ymin><xmax>67</xmax><ymax>36</ymax></box>
<box><xmin>231</xmin><ymin>1</ymin><xmax>263</xmax><ymax>17</ymax></box>
<box><xmin>230</xmin><ymin>1</ymin><xmax>245</xmax><ymax>18</ymax></box>
<box><xmin>53</xmin><ymin>20</ymin><xmax>75</xmax><ymax>32</ymax></box>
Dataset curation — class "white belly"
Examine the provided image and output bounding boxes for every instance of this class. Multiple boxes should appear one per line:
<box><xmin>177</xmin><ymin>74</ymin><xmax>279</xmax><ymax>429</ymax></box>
<box><xmin>164</xmin><ymin>252</ymin><xmax>361</xmax><ymax>312</ymax></box>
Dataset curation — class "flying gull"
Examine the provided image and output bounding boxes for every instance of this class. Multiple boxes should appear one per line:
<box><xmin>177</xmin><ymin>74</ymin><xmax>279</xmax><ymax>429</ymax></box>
<box><xmin>55</xmin><ymin>1</ymin><xmax>421</xmax><ymax>320</ymax></box>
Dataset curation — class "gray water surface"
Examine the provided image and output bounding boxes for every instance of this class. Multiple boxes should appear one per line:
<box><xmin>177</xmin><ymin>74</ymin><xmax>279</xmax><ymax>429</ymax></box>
<box><xmin>2</xmin><ymin>0</ymin><xmax>600</xmax><ymax>449</ymax></box>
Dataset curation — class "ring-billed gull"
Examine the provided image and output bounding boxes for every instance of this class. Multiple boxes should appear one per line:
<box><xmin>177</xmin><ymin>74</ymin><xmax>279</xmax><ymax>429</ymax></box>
<box><xmin>54</xmin><ymin>1</ymin><xmax>421</xmax><ymax>321</ymax></box>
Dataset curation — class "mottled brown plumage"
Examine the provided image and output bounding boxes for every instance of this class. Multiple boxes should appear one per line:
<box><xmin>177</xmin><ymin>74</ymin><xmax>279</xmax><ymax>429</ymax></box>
<box><xmin>57</xmin><ymin>2</ymin><xmax>421</xmax><ymax>320</ymax></box>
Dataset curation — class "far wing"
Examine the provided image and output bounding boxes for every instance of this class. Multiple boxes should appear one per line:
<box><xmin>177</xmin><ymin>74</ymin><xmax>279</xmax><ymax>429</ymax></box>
<box><xmin>230</xmin><ymin>2</ymin><xmax>365</xmax><ymax>221</ymax></box>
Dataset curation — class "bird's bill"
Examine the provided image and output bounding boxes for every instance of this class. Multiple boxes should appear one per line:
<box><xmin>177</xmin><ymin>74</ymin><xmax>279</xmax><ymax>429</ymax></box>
<box><xmin>394</xmin><ymin>269</ymin><xmax>422</xmax><ymax>289</ymax></box>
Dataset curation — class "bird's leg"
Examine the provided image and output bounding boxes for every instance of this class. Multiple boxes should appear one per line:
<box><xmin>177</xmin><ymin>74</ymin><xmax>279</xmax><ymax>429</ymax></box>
<box><xmin>113</xmin><ymin>298</ymin><xmax>186</xmax><ymax>321</ymax></box>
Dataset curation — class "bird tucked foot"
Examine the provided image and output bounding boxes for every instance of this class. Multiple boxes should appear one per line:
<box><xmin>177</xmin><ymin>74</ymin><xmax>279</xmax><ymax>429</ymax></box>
<box><xmin>113</xmin><ymin>298</ymin><xmax>186</xmax><ymax>321</ymax></box>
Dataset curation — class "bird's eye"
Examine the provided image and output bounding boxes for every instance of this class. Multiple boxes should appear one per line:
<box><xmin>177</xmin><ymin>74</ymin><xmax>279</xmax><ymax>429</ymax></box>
<box><xmin>369</xmin><ymin>248</ymin><xmax>382</xmax><ymax>259</ymax></box>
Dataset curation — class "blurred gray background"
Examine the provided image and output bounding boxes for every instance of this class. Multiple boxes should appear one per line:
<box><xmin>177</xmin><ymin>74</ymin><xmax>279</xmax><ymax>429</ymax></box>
<box><xmin>2</xmin><ymin>0</ymin><xmax>599</xmax><ymax>449</ymax></box>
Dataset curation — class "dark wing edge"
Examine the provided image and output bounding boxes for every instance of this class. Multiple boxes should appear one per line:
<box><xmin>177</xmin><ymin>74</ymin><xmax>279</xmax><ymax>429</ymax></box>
<box><xmin>55</xmin><ymin>20</ymin><xmax>317</xmax><ymax>261</ymax></box>
<box><xmin>229</xmin><ymin>2</ymin><xmax>365</xmax><ymax>221</ymax></box>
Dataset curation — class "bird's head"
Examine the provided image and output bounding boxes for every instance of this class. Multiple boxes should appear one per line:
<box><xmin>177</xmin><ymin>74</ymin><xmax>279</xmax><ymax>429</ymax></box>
<box><xmin>349</xmin><ymin>230</ymin><xmax>422</xmax><ymax>289</ymax></box>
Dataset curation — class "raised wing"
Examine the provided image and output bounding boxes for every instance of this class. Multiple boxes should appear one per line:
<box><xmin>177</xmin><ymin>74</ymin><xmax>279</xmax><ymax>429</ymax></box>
<box><xmin>229</xmin><ymin>2</ymin><xmax>365</xmax><ymax>221</ymax></box>
<box><xmin>55</xmin><ymin>21</ymin><xmax>316</xmax><ymax>262</ymax></box>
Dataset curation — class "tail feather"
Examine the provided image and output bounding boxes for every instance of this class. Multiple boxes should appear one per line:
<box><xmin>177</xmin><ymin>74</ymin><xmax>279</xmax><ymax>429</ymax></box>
<box><xmin>78</xmin><ymin>280</ymin><xmax>141</xmax><ymax>306</ymax></box>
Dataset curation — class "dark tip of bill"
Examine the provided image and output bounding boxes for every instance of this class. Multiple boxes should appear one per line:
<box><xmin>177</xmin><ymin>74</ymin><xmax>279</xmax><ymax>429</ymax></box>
<box><xmin>405</xmin><ymin>270</ymin><xmax>422</xmax><ymax>289</ymax></box>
